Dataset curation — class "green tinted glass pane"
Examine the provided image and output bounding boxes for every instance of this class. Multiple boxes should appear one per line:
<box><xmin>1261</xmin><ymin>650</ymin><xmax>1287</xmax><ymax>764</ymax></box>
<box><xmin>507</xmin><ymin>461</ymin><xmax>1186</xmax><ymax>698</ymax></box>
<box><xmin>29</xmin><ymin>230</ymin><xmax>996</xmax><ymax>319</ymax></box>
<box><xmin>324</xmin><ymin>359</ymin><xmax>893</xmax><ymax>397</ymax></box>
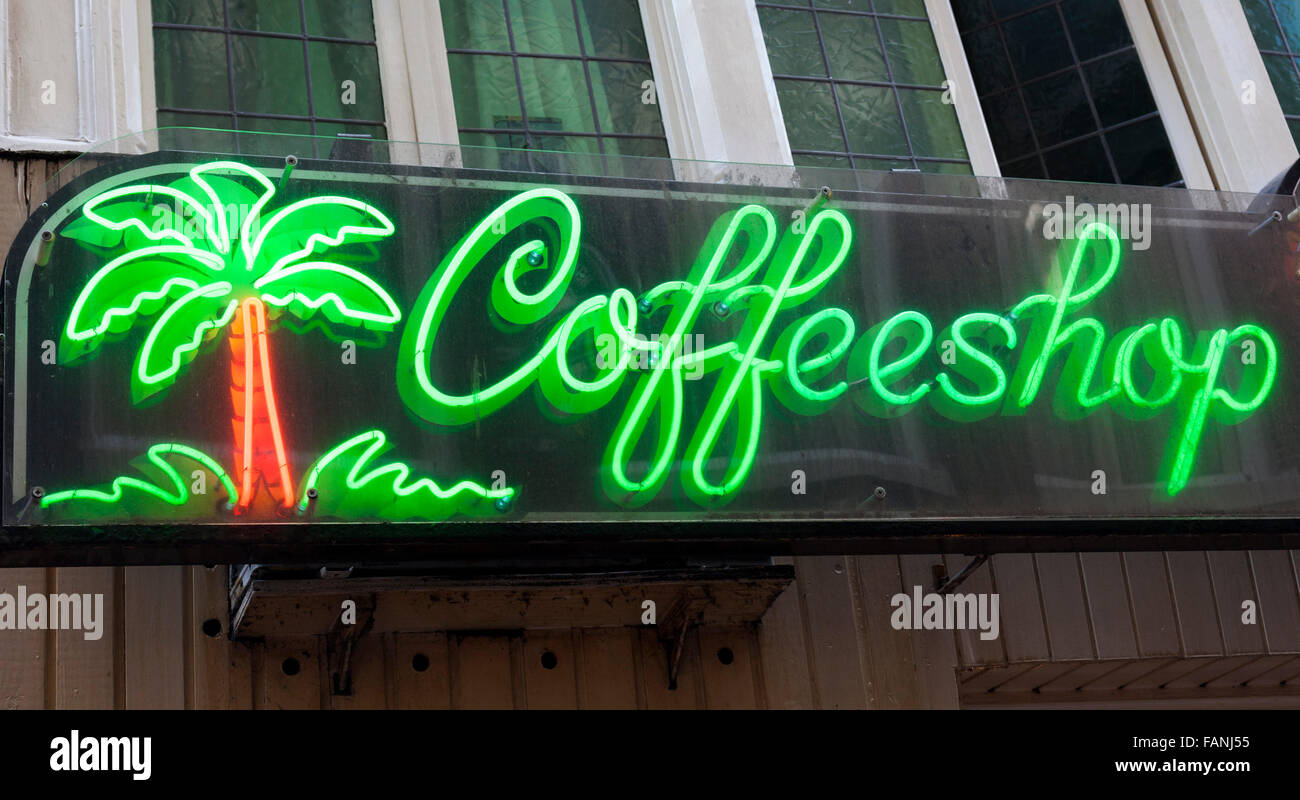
<box><xmin>315</xmin><ymin>122</ymin><xmax>388</xmax><ymax>140</ymax></box>
<box><xmin>152</xmin><ymin>0</ymin><xmax>223</xmax><ymax>27</ymax></box>
<box><xmin>839</xmin><ymin>83</ymin><xmax>908</xmax><ymax>155</ymax></box>
<box><xmin>1274</xmin><ymin>0</ymin><xmax>1300</xmax><ymax>51</ymax></box>
<box><xmin>760</xmin><ymin>8</ymin><xmax>827</xmax><ymax>77</ymax></box>
<box><xmin>793</xmin><ymin>153</ymin><xmax>852</xmax><ymax>168</ymax></box>
<box><xmin>440</xmin><ymin>0</ymin><xmax>510</xmax><ymax>50</ymax></box>
<box><xmin>508</xmin><ymin>0</ymin><xmax>582</xmax><ymax>54</ymax></box>
<box><xmin>154</xmin><ymin>29</ymin><xmax>231</xmax><ymax>112</ymax></box>
<box><xmin>603</xmin><ymin>137</ymin><xmax>670</xmax><ymax>158</ymax></box>
<box><xmin>314</xmin><ymin>124</ymin><xmax>391</xmax><ymax>161</ymax></box>
<box><xmin>1243</xmin><ymin>0</ymin><xmax>1287</xmax><ymax>51</ymax></box>
<box><xmin>775</xmin><ymin>79</ymin><xmax>844</xmax><ymax>152</ymax></box>
<box><xmin>579</xmin><ymin>0</ymin><xmax>650</xmax><ymax>59</ymax></box>
<box><xmin>873</xmin><ymin>0</ymin><xmax>928</xmax><ymax>15</ymax></box>
<box><xmin>518</xmin><ymin>57</ymin><xmax>596</xmax><ymax>132</ymax></box>
<box><xmin>919</xmin><ymin>160</ymin><xmax>974</xmax><ymax>175</ymax></box>
<box><xmin>458</xmin><ymin>131</ymin><xmax>512</xmax><ymax>169</ymax></box>
<box><xmin>1084</xmin><ymin>50</ymin><xmax>1157</xmax><ymax>127</ymax></box>
<box><xmin>858</xmin><ymin>157</ymin><xmax>915</xmax><ymax>170</ymax></box>
<box><xmin>305</xmin><ymin>0</ymin><xmax>376</xmax><ymax>39</ymax></box>
<box><xmin>823</xmin><ymin>13</ymin><xmax>888</xmax><ymax>81</ymax></box>
<box><xmin>227</xmin><ymin>0</ymin><xmax>301</xmax><ymax>33</ymax></box>
<box><xmin>233</xmin><ymin>116</ymin><xmax>314</xmax><ymax>157</ymax></box>
<box><xmin>1264</xmin><ymin>54</ymin><xmax>1300</xmax><ymax>115</ymax></box>
<box><xmin>236</xmin><ymin>116</ymin><xmax>313</xmax><ymax>134</ymax></box>
<box><xmin>1041</xmin><ymin>136</ymin><xmax>1112</xmax><ymax>183</ymax></box>
<box><xmin>1106</xmin><ymin>116</ymin><xmax>1180</xmax><ymax>186</ymax></box>
<box><xmin>814</xmin><ymin>0</ymin><xmax>872</xmax><ymax>10</ymax></box>
<box><xmin>879</xmin><ymin>17</ymin><xmax>946</xmax><ymax>85</ymax></box>
<box><xmin>157</xmin><ymin>110</ymin><xmax>232</xmax><ymax>129</ymax></box>
<box><xmin>231</xmin><ymin>34</ymin><xmax>309</xmax><ymax>115</ymax></box>
<box><xmin>898</xmin><ymin>89</ymin><xmax>967</xmax><ymax>158</ymax></box>
<box><xmin>447</xmin><ymin>54</ymin><xmax>522</xmax><ymax>129</ymax></box>
<box><xmin>1060</xmin><ymin>0</ymin><xmax>1131</xmax><ymax>61</ymax></box>
<box><xmin>592</xmin><ymin>61</ymin><xmax>664</xmax><ymax>136</ymax></box>
<box><xmin>157</xmin><ymin>111</ymin><xmax>237</xmax><ymax>153</ymax></box>
<box><xmin>309</xmin><ymin>42</ymin><xmax>385</xmax><ymax>121</ymax></box>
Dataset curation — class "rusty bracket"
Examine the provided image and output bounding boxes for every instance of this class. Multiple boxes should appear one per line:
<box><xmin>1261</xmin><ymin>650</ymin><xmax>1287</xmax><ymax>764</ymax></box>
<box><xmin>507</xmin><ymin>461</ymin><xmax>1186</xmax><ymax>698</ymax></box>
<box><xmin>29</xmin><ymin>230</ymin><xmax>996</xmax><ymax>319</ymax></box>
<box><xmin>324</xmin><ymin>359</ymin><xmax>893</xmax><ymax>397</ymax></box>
<box><xmin>657</xmin><ymin>586</ymin><xmax>712</xmax><ymax>690</ymax></box>
<box><xmin>934</xmin><ymin>554</ymin><xmax>990</xmax><ymax>594</ymax></box>
<box><xmin>325</xmin><ymin>594</ymin><xmax>376</xmax><ymax>696</ymax></box>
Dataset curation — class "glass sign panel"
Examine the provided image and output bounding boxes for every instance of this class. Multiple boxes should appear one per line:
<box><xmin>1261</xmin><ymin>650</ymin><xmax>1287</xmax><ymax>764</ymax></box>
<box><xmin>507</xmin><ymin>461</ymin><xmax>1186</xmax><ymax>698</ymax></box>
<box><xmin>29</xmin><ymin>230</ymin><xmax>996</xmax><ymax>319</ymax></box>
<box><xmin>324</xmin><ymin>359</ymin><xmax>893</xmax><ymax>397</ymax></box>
<box><xmin>4</xmin><ymin>148</ymin><xmax>1298</xmax><ymax>560</ymax></box>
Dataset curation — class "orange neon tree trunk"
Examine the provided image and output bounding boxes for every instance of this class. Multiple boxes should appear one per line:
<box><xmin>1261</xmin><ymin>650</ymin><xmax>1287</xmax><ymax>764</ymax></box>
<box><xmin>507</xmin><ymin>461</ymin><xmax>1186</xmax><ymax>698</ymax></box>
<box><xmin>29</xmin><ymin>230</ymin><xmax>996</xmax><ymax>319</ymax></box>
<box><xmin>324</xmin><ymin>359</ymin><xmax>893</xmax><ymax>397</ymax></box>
<box><xmin>228</xmin><ymin>297</ymin><xmax>295</xmax><ymax>512</ymax></box>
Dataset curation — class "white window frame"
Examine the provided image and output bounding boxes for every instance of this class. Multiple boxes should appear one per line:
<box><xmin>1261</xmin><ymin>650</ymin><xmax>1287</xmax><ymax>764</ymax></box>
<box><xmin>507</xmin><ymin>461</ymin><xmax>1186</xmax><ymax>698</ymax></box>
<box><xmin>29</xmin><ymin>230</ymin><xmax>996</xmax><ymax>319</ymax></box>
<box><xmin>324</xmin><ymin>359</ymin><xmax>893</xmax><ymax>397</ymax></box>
<box><xmin>1147</xmin><ymin>0</ymin><xmax>1297</xmax><ymax>194</ymax></box>
<box><xmin>0</xmin><ymin>0</ymin><xmax>154</xmax><ymax>154</ymax></box>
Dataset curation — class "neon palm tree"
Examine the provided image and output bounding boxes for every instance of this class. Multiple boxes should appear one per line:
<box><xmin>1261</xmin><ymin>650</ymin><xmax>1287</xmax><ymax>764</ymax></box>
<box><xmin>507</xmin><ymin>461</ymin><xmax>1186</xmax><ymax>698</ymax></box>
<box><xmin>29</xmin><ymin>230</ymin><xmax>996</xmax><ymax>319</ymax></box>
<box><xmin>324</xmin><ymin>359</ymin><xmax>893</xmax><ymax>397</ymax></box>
<box><xmin>58</xmin><ymin>160</ymin><xmax>399</xmax><ymax>514</ymax></box>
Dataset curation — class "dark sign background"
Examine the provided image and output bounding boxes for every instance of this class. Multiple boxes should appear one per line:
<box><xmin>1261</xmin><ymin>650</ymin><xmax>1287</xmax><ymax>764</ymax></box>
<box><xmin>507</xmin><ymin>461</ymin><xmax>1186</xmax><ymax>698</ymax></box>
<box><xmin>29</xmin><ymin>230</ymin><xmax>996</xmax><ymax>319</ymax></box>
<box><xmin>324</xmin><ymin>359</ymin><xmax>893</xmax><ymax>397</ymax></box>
<box><xmin>4</xmin><ymin>151</ymin><xmax>1299</xmax><ymax>564</ymax></box>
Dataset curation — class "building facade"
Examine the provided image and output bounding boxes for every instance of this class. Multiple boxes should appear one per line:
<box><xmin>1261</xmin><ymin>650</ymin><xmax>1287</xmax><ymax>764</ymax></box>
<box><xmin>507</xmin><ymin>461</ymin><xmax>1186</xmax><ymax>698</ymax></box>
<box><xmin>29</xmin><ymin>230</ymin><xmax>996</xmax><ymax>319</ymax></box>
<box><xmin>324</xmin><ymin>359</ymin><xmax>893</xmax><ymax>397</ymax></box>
<box><xmin>1</xmin><ymin>0</ymin><xmax>1299</xmax><ymax>708</ymax></box>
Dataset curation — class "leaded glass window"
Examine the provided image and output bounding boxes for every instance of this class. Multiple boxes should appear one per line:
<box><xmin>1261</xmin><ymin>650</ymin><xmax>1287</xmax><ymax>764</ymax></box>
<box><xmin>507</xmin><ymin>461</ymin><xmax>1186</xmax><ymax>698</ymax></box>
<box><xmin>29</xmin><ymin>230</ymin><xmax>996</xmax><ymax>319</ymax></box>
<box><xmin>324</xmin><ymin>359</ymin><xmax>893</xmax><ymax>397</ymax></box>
<box><xmin>757</xmin><ymin>0</ymin><xmax>972</xmax><ymax>174</ymax></box>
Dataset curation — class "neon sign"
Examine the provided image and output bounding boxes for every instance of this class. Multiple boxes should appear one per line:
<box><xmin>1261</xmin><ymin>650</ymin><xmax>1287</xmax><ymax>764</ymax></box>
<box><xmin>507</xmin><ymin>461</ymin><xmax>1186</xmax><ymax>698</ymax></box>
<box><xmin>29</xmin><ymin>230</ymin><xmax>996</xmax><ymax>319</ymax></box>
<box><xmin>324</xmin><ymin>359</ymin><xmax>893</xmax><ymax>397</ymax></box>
<box><xmin>7</xmin><ymin>157</ymin><xmax>1291</xmax><ymax>531</ymax></box>
<box><xmin>397</xmin><ymin>192</ymin><xmax>1277</xmax><ymax>504</ymax></box>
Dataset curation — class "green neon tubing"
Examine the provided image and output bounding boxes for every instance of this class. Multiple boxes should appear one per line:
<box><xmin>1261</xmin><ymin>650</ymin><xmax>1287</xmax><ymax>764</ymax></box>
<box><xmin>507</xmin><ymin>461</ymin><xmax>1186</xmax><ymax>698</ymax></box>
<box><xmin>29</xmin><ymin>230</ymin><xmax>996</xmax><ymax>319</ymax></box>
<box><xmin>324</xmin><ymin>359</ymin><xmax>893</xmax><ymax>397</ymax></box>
<box><xmin>771</xmin><ymin>307</ymin><xmax>857</xmax><ymax>415</ymax></box>
<box><xmin>609</xmin><ymin>204</ymin><xmax>778</xmax><ymax>506</ymax></box>
<box><xmin>859</xmin><ymin>310</ymin><xmax>935</xmax><ymax>413</ymax></box>
<box><xmin>257</xmin><ymin>261</ymin><xmax>402</xmax><ymax>327</ymax></box>
<box><xmin>41</xmin><ymin>443</ymin><xmax>239</xmax><ymax>508</ymax></box>
<box><xmin>1010</xmin><ymin>222</ymin><xmax>1122</xmax><ymax>410</ymax></box>
<box><xmin>64</xmin><ymin>245</ymin><xmax>225</xmax><ymax>342</ymax></box>
<box><xmin>398</xmin><ymin>188</ymin><xmax>581</xmax><ymax>427</ymax></box>
<box><xmin>682</xmin><ymin>209</ymin><xmax>851</xmax><ymax>505</ymax></box>
<box><xmin>298</xmin><ymin>430</ymin><xmax>513</xmax><ymax>514</ymax></box>
<box><xmin>931</xmin><ymin>312</ymin><xmax>1017</xmax><ymax>422</ymax></box>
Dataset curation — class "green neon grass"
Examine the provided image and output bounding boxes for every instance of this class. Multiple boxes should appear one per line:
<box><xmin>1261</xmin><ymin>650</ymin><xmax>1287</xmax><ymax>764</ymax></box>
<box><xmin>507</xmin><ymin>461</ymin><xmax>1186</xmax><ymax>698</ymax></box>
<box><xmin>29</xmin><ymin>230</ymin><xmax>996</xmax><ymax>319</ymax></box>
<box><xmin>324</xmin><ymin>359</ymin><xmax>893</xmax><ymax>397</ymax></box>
<box><xmin>298</xmin><ymin>430</ymin><xmax>514</xmax><ymax>515</ymax></box>
<box><xmin>41</xmin><ymin>443</ymin><xmax>238</xmax><ymax>508</ymax></box>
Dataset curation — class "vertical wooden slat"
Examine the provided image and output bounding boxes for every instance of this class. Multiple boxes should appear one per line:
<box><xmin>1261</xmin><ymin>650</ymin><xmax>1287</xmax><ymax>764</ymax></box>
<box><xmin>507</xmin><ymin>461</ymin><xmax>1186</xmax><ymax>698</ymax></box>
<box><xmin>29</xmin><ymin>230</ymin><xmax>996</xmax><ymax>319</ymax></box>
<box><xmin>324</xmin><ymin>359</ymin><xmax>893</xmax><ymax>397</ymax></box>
<box><xmin>389</xmin><ymin>633</ymin><xmax>451</xmax><ymax>709</ymax></box>
<box><xmin>451</xmin><ymin>634</ymin><xmax>515</xmax><ymax>709</ymax></box>
<box><xmin>636</xmin><ymin>627</ymin><xmax>701</xmax><ymax>709</ymax></box>
<box><xmin>187</xmin><ymin>566</ymin><xmax>233</xmax><ymax>709</ymax></box>
<box><xmin>943</xmin><ymin>554</ymin><xmax>1004</xmax><ymax>666</ymax></box>
<box><xmin>521</xmin><ymin>631</ymin><xmax>579</xmax><ymax>709</ymax></box>
<box><xmin>854</xmin><ymin>555</ymin><xmax>919</xmax><ymax>708</ymax></box>
<box><xmin>330</xmin><ymin>634</ymin><xmax>388</xmax><ymax>709</ymax></box>
<box><xmin>253</xmin><ymin>637</ymin><xmax>323</xmax><ymax>709</ymax></box>
<box><xmin>123</xmin><ymin>566</ymin><xmax>184</xmax><ymax>709</ymax></box>
<box><xmin>1166</xmin><ymin>551</ymin><xmax>1225</xmax><ymax>656</ymax></box>
<box><xmin>577</xmin><ymin>628</ymin><xmax>639</xmax><ymax>709</ymax></box>
<box><xmin>227</xmin><ymin>639</ymin><xmax>253</xmax><ymax>710</ymax></box>
<box><xmin>756</xmin><ymin>561</ymin><xmax>815</xmax><ymax>709</ymax></box>
<box><xmin>794</xmin><ymin>555</ymin><xmax>870</xmax><ymax>707</ymax></box>
<box><xmin>53</xmin><ymin>567</ymin><xmax>114</xmax><ymax>709</ymax></box>
<box><xmin>696</xmin><ymin>625</ymin><xmax>759</xmax><ymax>709</ymax></box>
<box><xmin>0</xmin><ymin>568</ymin><xmax>47</xmax><ymax>709</ymax></box>
<box><xmin>1078</xmin><ymin>552</ymin><xmax>1139</xmax><ymax>659</ymax></box>
<box><xmin>1122</xmin><ymin>552</ymin><xmax>1181</xmax><ymax>656</ymax></box>
<box><xmin>989</xmin><ymin>554</ymin><xmax>1051</xmax><ymax>662</ymax></box>
<box><xmin>1034</xmin><ymin>553</ymin><xmax>1095</xmax><ymax>661</ymax></box>
<box><xmin>1206</xmin><ymin>551</ymin><xmax>1266</xmax><ymax>654</ymax></box>
<box><xmin>898</xmin><ymin>555</ymin><xmax>960</xmax><ymax>709</ymax></box>
<box><xmin>1249</xmin><ymin>551</ymin><xmax>1300</xmax><ymax>652</ymax></box>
